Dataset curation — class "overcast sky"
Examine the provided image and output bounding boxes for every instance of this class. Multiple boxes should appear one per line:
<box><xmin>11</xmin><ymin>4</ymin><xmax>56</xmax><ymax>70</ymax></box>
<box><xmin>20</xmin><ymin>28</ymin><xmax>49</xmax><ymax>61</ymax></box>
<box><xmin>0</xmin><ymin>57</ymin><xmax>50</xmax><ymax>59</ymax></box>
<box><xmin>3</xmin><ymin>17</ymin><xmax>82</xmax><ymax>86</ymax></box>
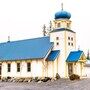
<box><xmin>0</xmin><ymin>0</ymin><xmax>89</xmax><ymax>54</ymax></box>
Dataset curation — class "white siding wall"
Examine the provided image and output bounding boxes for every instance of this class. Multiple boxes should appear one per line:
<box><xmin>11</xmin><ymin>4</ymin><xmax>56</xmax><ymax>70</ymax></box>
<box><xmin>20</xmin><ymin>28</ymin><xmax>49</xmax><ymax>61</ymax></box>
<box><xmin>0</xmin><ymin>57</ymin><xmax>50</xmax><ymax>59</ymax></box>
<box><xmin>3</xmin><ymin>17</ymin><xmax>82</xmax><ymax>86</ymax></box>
<box><xmin>50</xmin><ymin>31</ymin><xmax>65</xmax><ymax>51</ymax></box>
<box><xmin>1</xmin><ymin>60</ymin><xmax>43</xmax><ymax>78</ymax></box>
<box><xmin>50</xmin><ymin>30</ymin><xmax>76</xmax><ymax>78</ymax></box>
<box><xmin>50</xmin><ymin>31</ymin><xmax>66</xmax><ymax>77</ymax></box>
<box><xmin>50</xmin><ymin>32</ymin><xmax>63</xmax><ymax>77</ymax></box>
<box><xmin>48</xmin><ymin>61</ymin><xmax>53</xmax><ymax>77</ymax></box>
<box><xmin>47</xmin><ymin>58</ymin><xmax>58</xmax><ymax>77</ymax></box>
<box><xmin>54</xmin><ymin>58</ymin><xmax>58</xmax><ymax>77</ymax></box>
<box><xmin>31</xmin><ymin>60</ymin><xmax>42</xmax><ymax>77</ymax></box>
<box><xmin>72</xmin><ymin>62</ymin><xmax>86</xmax><ymax>77</ymax></box>
<box><xmin>85</xmin><ymin>67</ymin><xmax>90</xmax><ymax>77</ymax></box>
<box><xmin>66</xmin><ymin>31</ymin><xmax>76</xmax><ymax>57</ymax></box>
<box><xmin>2</xmin><ymin>62</ymin><xmax>7</xmax><ymax>77</ymax></box>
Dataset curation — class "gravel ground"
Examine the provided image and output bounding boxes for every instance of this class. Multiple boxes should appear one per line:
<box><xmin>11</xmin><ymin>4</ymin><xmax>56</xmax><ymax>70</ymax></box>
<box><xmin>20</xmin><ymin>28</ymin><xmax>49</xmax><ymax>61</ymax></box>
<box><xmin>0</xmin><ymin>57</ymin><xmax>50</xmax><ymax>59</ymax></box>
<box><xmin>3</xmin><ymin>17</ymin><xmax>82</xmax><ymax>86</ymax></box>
<box><xmin>0</xmin><ymin>78</ymin><xmax>90</xmax><ymax>90</ymax></box>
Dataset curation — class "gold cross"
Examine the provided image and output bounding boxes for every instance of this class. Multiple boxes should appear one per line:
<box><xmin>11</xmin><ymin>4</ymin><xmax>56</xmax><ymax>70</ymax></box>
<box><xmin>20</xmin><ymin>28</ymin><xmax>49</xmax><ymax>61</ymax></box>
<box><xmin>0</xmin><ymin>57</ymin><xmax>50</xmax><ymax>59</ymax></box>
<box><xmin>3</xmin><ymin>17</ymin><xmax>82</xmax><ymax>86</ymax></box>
<box><xmin>61</xmin><ymin>3</ymin><xmax>63</xmax><ymax>10</ymax></box>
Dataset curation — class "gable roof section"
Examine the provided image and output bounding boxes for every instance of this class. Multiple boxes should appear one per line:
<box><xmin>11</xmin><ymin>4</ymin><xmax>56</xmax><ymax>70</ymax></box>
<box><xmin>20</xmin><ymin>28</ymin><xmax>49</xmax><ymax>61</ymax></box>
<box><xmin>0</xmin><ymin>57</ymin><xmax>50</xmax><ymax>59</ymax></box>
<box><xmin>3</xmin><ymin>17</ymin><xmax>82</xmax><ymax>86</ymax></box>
<box><xmin>47</xmin><ymin>50</ymin><xmax>60</xmax><ymax>61</ymax></box>
<box><xmin>51</xmin><ymin>28</ymin><xmax>75</xmax><ymax>33</ymax></box>
<box><xmin>66</xmin><ymin>50</ymin><xmax>83</xmax><ymax>62</ymax></box>
<box><xmin>0</xmin><ymin>36</ymin><xmax>53</xmax><ymax>61</ymax></box>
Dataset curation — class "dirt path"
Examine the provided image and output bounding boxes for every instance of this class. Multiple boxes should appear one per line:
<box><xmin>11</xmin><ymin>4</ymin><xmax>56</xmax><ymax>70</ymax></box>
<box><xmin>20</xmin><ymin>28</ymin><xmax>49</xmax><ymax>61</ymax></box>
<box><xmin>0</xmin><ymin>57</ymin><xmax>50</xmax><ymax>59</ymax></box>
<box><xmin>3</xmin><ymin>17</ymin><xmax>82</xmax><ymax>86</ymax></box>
<box><xmin>0</xmin><ymin>78</ymin><xmax>90</xmax><ymax>90</ymax></box>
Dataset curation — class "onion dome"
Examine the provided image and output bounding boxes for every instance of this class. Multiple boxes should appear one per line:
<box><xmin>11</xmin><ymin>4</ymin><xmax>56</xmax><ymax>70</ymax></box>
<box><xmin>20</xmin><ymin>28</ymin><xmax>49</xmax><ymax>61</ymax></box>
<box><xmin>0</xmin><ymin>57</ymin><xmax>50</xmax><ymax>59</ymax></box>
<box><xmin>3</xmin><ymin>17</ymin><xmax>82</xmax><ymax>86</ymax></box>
<box><xmin>55</xmin><ymin>10</ymin><xmax>71</xmax><ymax>19</ymax></box>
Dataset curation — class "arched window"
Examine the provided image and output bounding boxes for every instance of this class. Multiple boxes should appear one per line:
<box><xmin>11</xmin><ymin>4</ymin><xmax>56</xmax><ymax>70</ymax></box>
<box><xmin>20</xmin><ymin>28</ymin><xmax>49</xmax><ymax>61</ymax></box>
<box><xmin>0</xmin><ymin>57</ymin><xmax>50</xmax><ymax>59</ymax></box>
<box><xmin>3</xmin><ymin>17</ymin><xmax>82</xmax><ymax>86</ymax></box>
<box><xmin>57</xmin><ymin>23</ymin><xmax>60</xmax><ymax>27</ymax></box>
<box><xmin>67</xmin><ymin>23</ymin><xmax>70</xmax><ymax>27</ymax></box>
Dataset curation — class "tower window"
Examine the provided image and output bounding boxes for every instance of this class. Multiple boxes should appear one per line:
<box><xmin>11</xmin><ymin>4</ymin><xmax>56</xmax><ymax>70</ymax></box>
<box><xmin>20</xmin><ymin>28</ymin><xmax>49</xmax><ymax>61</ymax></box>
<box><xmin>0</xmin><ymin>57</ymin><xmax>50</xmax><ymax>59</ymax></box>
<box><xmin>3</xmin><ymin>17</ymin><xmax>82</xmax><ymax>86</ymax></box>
<box><xmin>7</xmin><ymin>63</ymin><xmax>11</xmax><ymax>72</ymax></box>
<box><xmin>68</xmin><ymin>37</ymin><xmax>70</xmax><ymax>40</ymax></box>
<box><xmin>68</xmin><ymin>42</ymin><xmax>70</xmax><ymax>46</ymax></box>
<box><xmin>71</xmin><ymin>43</ymin><xmax>73</xmax><ymax>46</ymax></box>
<box><xmin>56</xmin><ymin>37</ymin><xmax>59</xmax><ymax>40</ymax></box>
<box><xmin>67</xmin><ymin>23</ymin><xmax>70</xmax><ymax>27</ymax></box>
<box><xmin>57</xmin><ymin>23</ymin><xmax>60</xmax><ymax>27</ymax></box>
<box><xmin>71</xmin><ymin>37</ymin><xmax>73</xmax><ymax>41</ymax></box>
<box><xmin>55</xmin><ymin>22</ymin><xmax>57</xmax><ymax>28</ymax></box>
<box><xmin>56</xmin><ymin>42</ymin><xmax>59</xmax><ymax>45</ymax></box>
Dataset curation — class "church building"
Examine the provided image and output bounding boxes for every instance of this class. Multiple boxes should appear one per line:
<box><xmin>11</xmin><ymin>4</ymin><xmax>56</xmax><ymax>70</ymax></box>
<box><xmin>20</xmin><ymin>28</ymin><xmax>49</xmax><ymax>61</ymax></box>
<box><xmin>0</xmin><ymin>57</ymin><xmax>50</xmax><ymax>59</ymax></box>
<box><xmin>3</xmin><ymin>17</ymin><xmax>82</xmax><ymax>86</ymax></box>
<box><xmin>0</xmin><ymin>5</ymin><xmax>86</xmax><ymax>79</ymax></box>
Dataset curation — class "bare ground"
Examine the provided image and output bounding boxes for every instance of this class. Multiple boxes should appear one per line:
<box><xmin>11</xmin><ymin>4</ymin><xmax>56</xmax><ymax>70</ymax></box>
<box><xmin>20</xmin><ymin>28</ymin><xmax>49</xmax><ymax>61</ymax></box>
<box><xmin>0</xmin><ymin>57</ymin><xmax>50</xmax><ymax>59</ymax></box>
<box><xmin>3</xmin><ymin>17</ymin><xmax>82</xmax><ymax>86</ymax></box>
<box><xmin>0</xmin><ymin>78</ymin><xmax>89</xmax><ymax>90</ymax></box>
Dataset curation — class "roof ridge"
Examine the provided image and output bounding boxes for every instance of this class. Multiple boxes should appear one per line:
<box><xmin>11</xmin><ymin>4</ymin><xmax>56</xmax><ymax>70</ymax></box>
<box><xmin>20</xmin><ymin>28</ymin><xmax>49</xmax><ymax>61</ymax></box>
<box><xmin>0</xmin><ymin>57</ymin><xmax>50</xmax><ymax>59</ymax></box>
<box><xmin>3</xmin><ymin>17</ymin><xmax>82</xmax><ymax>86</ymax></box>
<box><xmin>0</xmin><ymin>36</ymin><xmax>49</xmax><ymax>44</ymax></box>
<box><xmin>70</xmin><ymin>50</ymin><xmax>83</xmax><ymax>53</ymax></box>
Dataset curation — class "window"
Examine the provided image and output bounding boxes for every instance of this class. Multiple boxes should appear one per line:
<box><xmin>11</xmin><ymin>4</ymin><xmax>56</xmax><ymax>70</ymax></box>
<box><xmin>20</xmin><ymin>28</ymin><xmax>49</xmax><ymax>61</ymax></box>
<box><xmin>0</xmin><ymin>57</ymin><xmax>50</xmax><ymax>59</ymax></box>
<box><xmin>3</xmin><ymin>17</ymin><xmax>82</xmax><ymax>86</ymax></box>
<box><xmin>55</xmin><ymin>22</ymin><xmax>57</xmax><ymax>28</ymax></box>
<box><xmin>71</xmin><ymin>43</ymin><xmax>73</xmax><ymax>46</ymax></box>
<box><xmin>27</xmin><ymin>62</ymin><xmax>31</xmax><ymax>72</ymax></box>
<box><xmin>71</xmin><ymin>37</ymin><xmax>73</xmax><ymax>41</ymax></box>
<box><xmin>68</xmin><ymin>37</ymin><xmax>70</xmax><ymax>40</ymax></box>
<box><xmin>56</xmin><ymin>37</ymin><xmax>59</xmax><ymax>40</ymax></box>
<box><xmin>56</xmin><ymin>42</ymin><xmax>59</xmax><ymax>45</ymax></box>
<box><xmin>67</xmin><ymin>23</ymin><xmax>70</xmax><ymax>27</ymax></box>
<box><xmin>57</xmin><ymin>23</ymin><xmax>60</xmax><ymax>27</ymax></box>
<box><xmin>7</xmin><ymin>63</ymin><xmax>11</xmax><ymax>72</ymax></box>
<box><xmin>17</xmin><ymin>63</ymin><xmax>20</xmax><ymax>72</ymax></box>
<box><xmin>68</xmin><ymin>42</ymin><xmax>70</xmax><ymax>46</ymax></box>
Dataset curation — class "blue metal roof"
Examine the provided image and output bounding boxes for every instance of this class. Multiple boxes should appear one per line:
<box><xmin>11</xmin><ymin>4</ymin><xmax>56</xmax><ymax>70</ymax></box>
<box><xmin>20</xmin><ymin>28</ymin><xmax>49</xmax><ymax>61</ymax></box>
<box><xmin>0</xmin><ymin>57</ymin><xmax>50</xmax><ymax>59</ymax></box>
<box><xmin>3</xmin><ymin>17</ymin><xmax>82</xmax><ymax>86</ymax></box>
<box><xmin>66</xmin><ymin>50</ymin><xmax>83</xmax><ymax>62</ymax></box>
<box><xmin>0</xmin><ymin>36</ymin><xmax>53</xmax><ymax>61</ymax></box>
<box><xmin>47</xmin><ymin>50</ymin><xmax>60</xmax><ymax>61</ymax></box>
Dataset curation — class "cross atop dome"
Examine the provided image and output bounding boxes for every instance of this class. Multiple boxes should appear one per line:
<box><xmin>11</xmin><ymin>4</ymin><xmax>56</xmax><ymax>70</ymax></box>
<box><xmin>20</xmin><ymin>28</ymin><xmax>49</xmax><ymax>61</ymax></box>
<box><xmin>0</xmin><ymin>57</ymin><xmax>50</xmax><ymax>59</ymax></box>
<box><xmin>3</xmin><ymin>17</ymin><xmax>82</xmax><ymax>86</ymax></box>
<box><xmin>54</xmin><ymin>3</ymin><xmax>71</xmax><ymax>19</ymax></box>
<box><xmin>61</xmin><ymin>3</ymin><xmax>63</xmax><ymax>11</ymax></box>
<box><xmin>53</xmin><ymin>3</ymin><xmax>72</xmax><ymax>29</ymax></box>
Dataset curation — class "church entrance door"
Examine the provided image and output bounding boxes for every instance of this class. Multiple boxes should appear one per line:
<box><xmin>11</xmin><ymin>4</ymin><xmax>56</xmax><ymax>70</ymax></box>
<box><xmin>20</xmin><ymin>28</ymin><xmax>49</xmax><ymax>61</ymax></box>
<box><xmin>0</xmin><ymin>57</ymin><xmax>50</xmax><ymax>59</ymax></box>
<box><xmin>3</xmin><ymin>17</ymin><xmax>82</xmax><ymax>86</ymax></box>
<box><xmin>68</xmin><ymin>63</ymin><xmax>73</xmax><ymax>76</ymax></box>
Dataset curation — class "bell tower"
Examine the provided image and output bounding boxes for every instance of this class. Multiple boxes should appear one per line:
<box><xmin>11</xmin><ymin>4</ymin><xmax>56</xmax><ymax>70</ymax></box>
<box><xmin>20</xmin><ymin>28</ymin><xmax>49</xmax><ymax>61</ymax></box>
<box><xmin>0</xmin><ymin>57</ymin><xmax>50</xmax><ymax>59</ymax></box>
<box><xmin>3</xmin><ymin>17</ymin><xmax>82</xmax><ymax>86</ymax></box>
<box><xmin>50</xmin><ymin>3</ymin><xmax>76</xmax><ymax>77</ymax></box>
<box><xmin>53</xmin><ymin>3</ymin><xmax>71</xmax><ymax>30</ymax></box>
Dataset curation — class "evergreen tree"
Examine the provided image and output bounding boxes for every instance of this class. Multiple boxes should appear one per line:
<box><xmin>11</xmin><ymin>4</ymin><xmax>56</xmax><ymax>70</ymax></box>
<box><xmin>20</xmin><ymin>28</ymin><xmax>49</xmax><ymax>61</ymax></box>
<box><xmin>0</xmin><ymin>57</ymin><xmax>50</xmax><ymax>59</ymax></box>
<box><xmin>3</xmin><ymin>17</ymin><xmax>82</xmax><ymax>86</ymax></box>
<box><xmin>87</xmin><ymin>50</ymin><xmax>90</xmax><ymax>60</ymax></box>
<box><xmin>42</xmin><ymin>24</ymin><xmax>47</xmax><ymax>36</ymax></box>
